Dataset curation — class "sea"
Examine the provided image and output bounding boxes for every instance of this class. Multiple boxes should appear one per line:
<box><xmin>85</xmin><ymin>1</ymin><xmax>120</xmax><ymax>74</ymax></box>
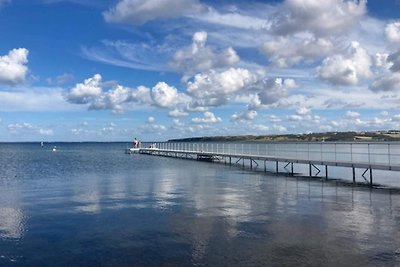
<box><xmin>0</xmin><ymin>142</ymin><xmax>400</xmax><ymax>266</ymax></box>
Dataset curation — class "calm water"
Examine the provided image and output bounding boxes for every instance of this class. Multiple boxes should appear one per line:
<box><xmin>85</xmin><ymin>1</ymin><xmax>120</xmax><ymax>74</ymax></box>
<box><xmin>1</xmin><ymin>143</ymin><xmax>400</xmax><ymax>266</ymax></box>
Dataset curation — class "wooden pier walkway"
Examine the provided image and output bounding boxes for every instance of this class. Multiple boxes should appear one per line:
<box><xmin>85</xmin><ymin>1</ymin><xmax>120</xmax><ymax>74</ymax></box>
<box><xmin>137</xmin><ymin>147</ymin><xmax>400</xmax><ymax>187</ymax></box>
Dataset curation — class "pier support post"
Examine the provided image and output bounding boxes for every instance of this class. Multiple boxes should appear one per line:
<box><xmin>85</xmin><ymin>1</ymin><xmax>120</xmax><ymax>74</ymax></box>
<box><xmin>309</xmin><ymin>164</ymin><xmax>312</xmax><ymax>177</ymax></box>
<box><xmin>325</xmin><ymin>165</ymin><xmax>328</xmax><ymax>180</ymax></box>
<box><xmin>229</xmin><ymin>157</ymin><xmax>231</xmax><ymax>165</ymax></box>
<box><xmin>264</xmin><ymin>160</ymin><xmax>267</xmax><ymax>172</ymax></box>
<box><xmin>250</xmin><ymin>158</ymin><xmax>253</xmax><ymax>169</ymax></box>
<box><xmin>370</xmin><ymin>168</ymin><xmax>373</xmax><ymax>187</ymax></box>
<box><xmin>352</xmin><ymin>167</ymin><xmax>356</xmax><ymax>184</ymax></box>
<box><xmin>276</xmin><ymin>161</ymin><xmax>278</xmax><ymax>173</ymax></box>
<box><xmin>291</xmin><ymin>162</ymin><xmax>294</xmax><ymax>175</ymax></box>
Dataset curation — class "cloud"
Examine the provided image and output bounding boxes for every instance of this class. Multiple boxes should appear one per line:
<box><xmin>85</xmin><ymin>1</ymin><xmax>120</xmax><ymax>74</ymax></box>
<box><xmin>267</xmin><ymin>115</ymin><xmax>282</xmax><ymax>123</ymax></box>
<box><xmin>288</xmin><ymin>107</ymin><xmax>319</xmax><ymax>122</ymax></box>
<box><xmin>172</xmin><ymin>118</ymin><xmax>184</xmax><ymax>127</ymax></box>
<box><xmin>66</xmin><ymin>75</ymin><xmax>192</xmax><ymax>113</ymax></box>
<box><xmin>0</xmin><ymin>87</ymin><xmax>79</xmax><ymax>112</ymax></box>
<box><xmin>0</xmin><ymin>48</ymin><xmax>29</xmax><ymax>85</ymax></box>
<box><xmin>270</xmin><ymin>0</ymin><xmax>367</xmax><ymax>37</ymax></box>
<box><xmin>257</xmin><ymin>78</ymin><xmax>296</xmax><ymax>105</ymax></box>
<box><xmin>8</xmin><ymin>122</ymin><xmax>53</xmax><ymax>136</ymax></box>
<box><xmin>370</xmin><ymin>51</ymin><xmax>400</xmax><ymax>92</ymax></box>
<box><xmin>380</xmin><ymin>111</ymin><xmax>389</xmax><ymax>117</ymax></box>
<box><xmin>66</xmin><ymin>74</ymin><xmax>102</xmax><ymax>104</ymax></box>
<box><xmin>369</xmin><ymin>72</ymin><xmax>400</xmax><ymax>92</ymax></box>
<box><xmin>317</xmin><ymin>42</ymin><xmax>372</xmax><ymax>85</ymax></box>
<box><xmin>344</xmin><ymin>110</ymin><xmax>360</xmax><ymax>119</ymax></box>
<box><xmin>191</xmin><ymin>6</ymin><xmax>269</xmax><ymax>30</ymax></box>
<box><xmin>126</xmin><ymin>86</ymin><xmax>153</xmax><ymax>106</ymax></box>
<box><xmin>46</xmin><ymin>73</ymin><xmax>74</xmax><ymax>85</ymax></box>
<box><xmin>185</xmin><ymin>72</ymin><xmax>297</xmax><ymax>111</ymax></box>
<box><xmin>151</xmin><ymin>82</ymin><xmax>190</xmax><ymax>109</ymax></box>
<box><xmin>168</xmin><ymin>109</ymin><xmax>189</xmax><ymax>117</ymax></box>
<box><xmin>187</xmin><ymin>67</ymin><xmax>259</xmax><ymax>104</ymax></box>
<box><xmin>103</xmin><ymin>0</ymin><xmax>205</xmax><ymax>25</ymax></box>
<box><xmin>374</xmin><ymin>53</ymin><xmax>392</xmax><ymax>69</ymax></box>
<box><xmin>231</xmin><ymin>110</ymin><xmax>257</xmax><ymax>122</ymax></box>
<box><xmin>140</xmin><ymin>116</ymin><xmax>167</xmax><ymax>133</ymax></box>
<box><xmin>81</xmin><ymin>40</ymin><xmax>170</xmax><ymax>72</ymax></box>
<box><xmin>192</xmin><ymin>111</ymin><xmax>222</xmax><ymax>123</ymax></box>
<box><xmin>147</xmin><ymin>116</ymin><xmax>155</xmax><ymax>123</ymax></box>
<box><xmin>296</xmin><ymin>106</ymin><xmax>311</xmax><ymax>116</ymax></box>
<box><xmin>170</xmin><ymin>31</ymin><xmax>239</xmax><ymax>77</ymax></box>
<box><xmin>392</xmin><ymin>114</ymin><xmax>400</xmax><ymax>122</ymax></box>
<box><xmin>385</xmin><ymin>21</ymin><xmax>400</xmax><ymax>43</ymax></box>
<box><xmin>139</xmin><ymin>121</ymin><xmax>167</xmax><ymax>134</ymax></box>
<box><xmin>261</xmin><ymin>36</ymin><xmax>334</xmax><ymax>67</ymax></box>
<box><xmin>272</xmin><ymin>124</ymin><xmax>287</xmax><ymax>132</ymax></box>
<box><xmin>388</xmin><ymin>51</ymin><xmax>400</xmax><ymax>72</ymax></box>
<box><xmin>89</xmin><ymin>85</ymin><xmax>130</xmax><ymax>114</ymax></box>
<box><xmin>66</xmin><ymin>74</ymin><xmax>132</xmax><ymax>113</ymax></box>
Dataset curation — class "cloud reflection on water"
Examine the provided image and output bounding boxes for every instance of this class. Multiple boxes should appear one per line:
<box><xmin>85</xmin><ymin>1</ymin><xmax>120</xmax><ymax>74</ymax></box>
<box><xmin>0</xmin><ymin>207</ymin><xmax>25</xmax><ymax>239</ymax></box>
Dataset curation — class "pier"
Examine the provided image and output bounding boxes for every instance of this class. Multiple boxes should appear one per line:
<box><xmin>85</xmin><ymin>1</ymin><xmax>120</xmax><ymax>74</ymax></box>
<box><xmin>135</xmin><ymin>142</ymin><xmax>400</xmax><ymax>187</ymax></box>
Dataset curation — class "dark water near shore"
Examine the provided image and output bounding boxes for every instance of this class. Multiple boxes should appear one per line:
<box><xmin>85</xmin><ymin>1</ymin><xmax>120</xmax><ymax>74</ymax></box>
<box><xmin>1</xmin><ymin>143</ymin><xmax>400</xmax><ymax>266</ymax></box>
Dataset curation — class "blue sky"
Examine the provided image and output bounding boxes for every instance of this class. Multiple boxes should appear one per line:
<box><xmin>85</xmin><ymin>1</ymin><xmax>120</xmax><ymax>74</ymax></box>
<box><xmin>1</xmin><ymin>0</ymin><xmax>400</xmax><ymax>141</ymax></box>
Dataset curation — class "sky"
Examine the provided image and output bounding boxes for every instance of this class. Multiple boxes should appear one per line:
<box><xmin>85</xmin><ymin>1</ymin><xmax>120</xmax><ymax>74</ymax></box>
<box><xmin>1</xmin><ymin>0</ymin><xmax>400</xmax><ymax>141</ymax></box>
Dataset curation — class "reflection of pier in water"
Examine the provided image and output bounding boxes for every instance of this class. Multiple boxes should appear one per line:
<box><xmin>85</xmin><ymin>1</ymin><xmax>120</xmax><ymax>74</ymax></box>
<box><xmin>137</xmin><ymin>142</ymin><xmax>400</xmax><ymax>187</ymax></box>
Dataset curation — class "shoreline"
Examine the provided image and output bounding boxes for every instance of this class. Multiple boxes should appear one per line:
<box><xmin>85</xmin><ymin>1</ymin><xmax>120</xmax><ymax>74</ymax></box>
<box><xmin>169</xmin><ymin>130</ymin><xmax>400</xmax><ymax>142</ymax></box>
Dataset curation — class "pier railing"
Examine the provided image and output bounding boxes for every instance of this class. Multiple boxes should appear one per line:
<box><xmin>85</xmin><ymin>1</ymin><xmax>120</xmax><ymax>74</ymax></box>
<box><xmin>141</xmin><ymin>142</ymin><xmax>400</xmax><ymax>166</ymax></box>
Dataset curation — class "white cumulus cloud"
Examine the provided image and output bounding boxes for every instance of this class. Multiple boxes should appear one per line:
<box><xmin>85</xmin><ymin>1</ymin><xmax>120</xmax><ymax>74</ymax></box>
<box><xmin>261</xmin><ymin>36</ymin><xmax>334</xmax><ymax>67</ymax></box>
<box><xmin>187</xmin><ymin>67</ymin><xmax>258</xmax><ymax>103</ymax></box>
<box><xmin>0</xmin><ymin>48</ymin><xmax>29</xmax><ymax>85</ymax></box>
<box><xmin>288</xmin><ymin>107</ymin><xmax>318</xmax><ymax>122</ymax></box>
<box><xmin>370</xmin><ymin>51</ymin><xmax>400</xmax><ymax>92</ymax></box>
<box><xmin>66</xmin><ymin>75</ymin><xmax>192</xmax><ymax>113</ymax></box>
<box><xmin>147</xmin><ymin>116</ymin><xmax>155</xmax><ymax>123</ymax></box>
<box><xmin>231</xmin><ymin>110</ymin><xmax>258</xmax><ymax>122</ymax></box>
<box><xmin>171</xmin><ymin>31</ymin><xmax>239</xmax><ymax>77</ymax></box>
<box><xmin>151</xmin><ymin>82</ymin><xmax>190</xmax><ymax>109</ymax></box>
<box><xmin>317</xmin><ymin>41</ymin><xmax>372</xmax><ymax>85</ymax></box>
<box><xmin>385</xmin><ymin>21</ymin><xmax>400</xmax><ymax>43</ymax></box>
<box><xmin>66</xmin><ymin>74</ymin><xmax>103</xmax><ymax>104</ymax></box>
<box><xmin>257</xmin><ymin>78</ymin><xmax>296</xmax><ymax>105</ymax></box>
<box><xmin>169</xmin><ymin>109</ymin><xmax>189</xmax><ymax>117</ymax></box>
<box><xmin>126</xmin><ymin>86</ymin><xmax>153</xmax><ymax>106</ymax></box>
<box><xmin>89</xmin><ymin>85</ymin><xmax>129</xmax><ymax>114</ymax></box>
<box><xmin>192</xmin><ymin>111</ymin><xmax>222</xmax><ymax>123</ymax></box>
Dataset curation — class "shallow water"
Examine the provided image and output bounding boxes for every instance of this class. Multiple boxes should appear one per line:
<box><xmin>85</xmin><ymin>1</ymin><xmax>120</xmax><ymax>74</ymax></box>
<box><xmin>0</xmin><ymin>143</ymin><xmax>400</xmax><ymax>266</ymax></box>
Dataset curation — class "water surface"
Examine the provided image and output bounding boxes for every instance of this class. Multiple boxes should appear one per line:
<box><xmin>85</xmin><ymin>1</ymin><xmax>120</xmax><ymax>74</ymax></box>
<box><xmin>0</xmin><ymin>143</ymin><xmax>400</xmax><ymax>266</ymax></box>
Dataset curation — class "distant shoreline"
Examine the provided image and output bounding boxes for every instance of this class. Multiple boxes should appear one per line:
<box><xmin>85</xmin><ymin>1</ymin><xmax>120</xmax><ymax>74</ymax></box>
<box><xmin>169</xmin><ymin>130</ymin><xmax>400</xmax><ymax>142</ymax></box>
